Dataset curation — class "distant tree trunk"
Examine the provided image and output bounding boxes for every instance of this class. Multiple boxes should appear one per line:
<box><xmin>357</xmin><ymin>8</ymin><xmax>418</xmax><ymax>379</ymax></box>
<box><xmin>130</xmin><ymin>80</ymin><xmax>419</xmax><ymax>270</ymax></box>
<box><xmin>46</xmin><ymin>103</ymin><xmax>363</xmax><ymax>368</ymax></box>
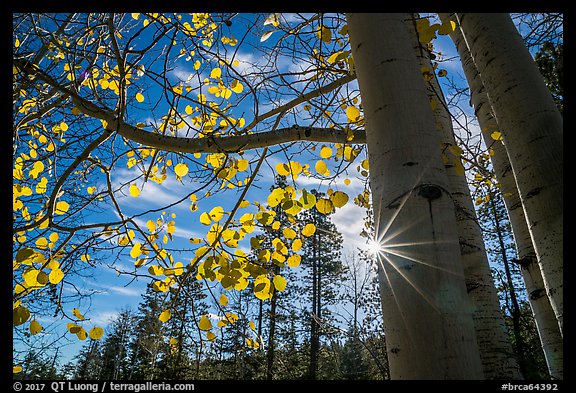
<box><xmin>347</xmin><ymin>13</ymin><xmax>484</xmax><ymax>379</ymax></box>
<box><xmin>308</xmin><ymin>232</ymin><xmax>319</xmax><ymax>379</ymax></box>
<box><xmin>441</xmin><ymin>13</ymin><xmax>563</xmax><ymax>379</ymax></box>
<box><xmin>489</xmin><ymin>192</ymin><xmax>528</xmax><ymax>376</ymax></box>
<box><xmin>266</xmin><ymin>266</ymin><xmax>279</xmax><ymax>380</ymax></box>
<box><xmin>407</xmin><ymin>14</ymin><xmax>521</xmax><ymax>379</ymax></box>
<box><xmin>456</xmin><ymin>13</ymin><xmax>563</xmax><ymax>335</ymax></box>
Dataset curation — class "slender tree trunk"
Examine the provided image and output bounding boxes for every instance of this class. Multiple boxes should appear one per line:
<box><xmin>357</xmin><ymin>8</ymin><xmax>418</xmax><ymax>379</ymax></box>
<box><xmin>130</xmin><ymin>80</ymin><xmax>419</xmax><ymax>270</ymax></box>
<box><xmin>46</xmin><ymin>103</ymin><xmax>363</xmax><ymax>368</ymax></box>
<box><xmin>406</xmin><ymin>14</ymin><xmax>521</xmax><ymax>379</ymax></box>
<box><xmin>441</xmin><ymin>13</ymin><xmax>563</xmax><ymax>379</ymax></box>
<box><xmin>266</xmin><ymin>266</ymin><xmax>279</xmax><ymax>380</ymax></box>
<box><xmin>347</xmin><ymin>13</ymin><xmax>484</xmax><ymax>379</ymax></box>
<box><xmin>489</xmin><ymin>193</ymin><xmax>528</xmax><ymax>377</ymax></box>
<box><xmin>455</xmin><ymin>13</ymin><xmax>563</xmax><ymax>334</ymax></box>
<box><xmin>308</xmin><ymin>232</ymin><xmax>319</xmax><ymax>379</ymax></box>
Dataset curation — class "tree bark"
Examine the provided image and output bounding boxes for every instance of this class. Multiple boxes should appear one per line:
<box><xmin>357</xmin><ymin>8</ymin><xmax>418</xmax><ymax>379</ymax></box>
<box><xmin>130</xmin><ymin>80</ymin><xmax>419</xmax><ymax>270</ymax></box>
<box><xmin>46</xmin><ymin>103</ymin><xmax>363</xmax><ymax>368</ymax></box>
<box><xmin>456</xmin><ymin>13</ymin><xmax>563</xmax><ymax>335</ymax></box>
<box><xmin>347</xmin><ymin>13</ymin><xmax>484</xmax><ymax>379</ymax></box>
<box><xmin>405</xmin><ymin>15</ymin><xmax>521</xmax><ymax>379</ymax></box>
<box><xmin>441</xmin><ymin>13</ymin><xmax>563</xmax><ymax>379</ymax></box>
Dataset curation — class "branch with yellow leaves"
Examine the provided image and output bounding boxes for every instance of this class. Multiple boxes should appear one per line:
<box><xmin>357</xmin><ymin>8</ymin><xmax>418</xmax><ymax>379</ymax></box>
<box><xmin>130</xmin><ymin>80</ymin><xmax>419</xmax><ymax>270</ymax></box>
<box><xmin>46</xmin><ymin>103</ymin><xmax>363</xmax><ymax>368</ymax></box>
<box><xmin>14</xmin><ymin>58</ymin><xmax>365</xmax><ymax>155</ymax></box>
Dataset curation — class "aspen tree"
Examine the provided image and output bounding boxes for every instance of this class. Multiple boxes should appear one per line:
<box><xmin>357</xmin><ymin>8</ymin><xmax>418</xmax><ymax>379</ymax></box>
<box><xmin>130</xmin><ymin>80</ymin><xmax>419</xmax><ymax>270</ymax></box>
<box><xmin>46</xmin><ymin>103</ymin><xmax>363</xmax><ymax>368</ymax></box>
<box><xmin>456</xmin><ymin>13</ymin><xmax>563</xmax><ymax>335</ymax></box>
<box><xmin>441</xmin><ymin>13</ymin><xmax>563</xmax><ymax>379</ymax></box>
<box><xmin>347</xmin><ymin>13</ymin><xmax>483</xmax><ymax>379</ymax></box>
<box><xmin>407</xmin><ymin>14</ymin><xmax>521</xmax><ymax>379</ymax></box>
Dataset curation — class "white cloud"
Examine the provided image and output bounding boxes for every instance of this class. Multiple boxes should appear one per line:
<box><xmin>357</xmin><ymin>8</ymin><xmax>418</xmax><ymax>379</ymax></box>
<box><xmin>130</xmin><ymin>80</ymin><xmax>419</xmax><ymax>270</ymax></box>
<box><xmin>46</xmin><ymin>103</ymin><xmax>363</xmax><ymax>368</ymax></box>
<box><xmin>89</xmin><ymin>310</ymin><xmax>123</xmax><ymax>326</ymax></box>
<box><xmin>331</xmin><ymin>199</ymin><xmax>371</xmax><ymax>255</ymax></box>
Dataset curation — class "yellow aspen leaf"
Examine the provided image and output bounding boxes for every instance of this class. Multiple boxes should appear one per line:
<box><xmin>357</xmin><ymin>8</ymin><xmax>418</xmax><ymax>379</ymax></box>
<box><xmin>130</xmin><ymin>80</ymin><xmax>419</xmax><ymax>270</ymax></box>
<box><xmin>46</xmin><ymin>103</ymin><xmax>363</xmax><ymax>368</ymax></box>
<box><xmin>287</xmin><ymin>253</ymin><xmax>301</xmax><ymax>267</ymax></box>
<box><xmin>320</xmin><ymin>146</ymin><xmax>333</xmax><ymax>159</ymax></box>
<box><xmin>87</xmin><ymin>186</ymin><xmax>97</xmax><ymax>195</ymax></box>
<box><xmin>289</xmin><ymin>161</ymin><xmax>302</xmax><ymax>176</ymax></box>
<box><xmin>131</xmin><ymin>13</ymin><xmax>140</xmax><ymax>20</ymax></box>
<box><xmin>315</xmin><ymin>198</ymin><xmax>334</xmax><ymax>214</ymax></box>
<box><xmin>299</xmin><ymin>190</ymin><xmax>317</xmax><ymax>210</ymax></box>
<box><xmin>200</xmin><ymin>212</ymin><xmax>211</xmax><ymax>225</ymax></box>
<box><xmin>36</xmin><ymin>177</ymin><xmax>48</xmax><ymax>194</ymax></box>
<box><xmin>210</xmin><ymin>67</ymin><xmax>221</xmax><ymax>79</ymax></box>
<box><xmin>330</xmin><ymin>191</ymin><xmax>349</xmax><ymax>208</ymax></box>
<box><xmin>89</xmin><ymin>326</ymin><xmax>104</xmax><ymax>340</ymax></box>
<box><xmin>234</xmin><ymin>277</ymin><xmax>249</xmax><ymax>291</ymax></box>
<box><xmin>302</xmin><ymin>223</ymin><xmax>316</xmax><ymax>237</ymax></box>
<box><xmin>437</xmin><ymin>69</ymin><xmax>448</xmax><ymax>77</ymax></box>
<box><xmin>273</xmin><ymin>275</ymin><xmax>287</xmax><ymax>291</ymax></box>
<box><xmin>346</xmin><ymin>106</ymin><xmax>360</xmax><ymax>122</ymax></box>
<box><xmin>72</xmin><ymin>308</ymin><xmax>86</xmax><ymax>321</ymax></box>
<box><xmin>77</xmin><ymin>328</ymin><xmax>88</xmax><ymax>340</ymax></box>
<box><xmin>13</xmin><ymin>306</ymin><xmax>31</xmax><ymax>326</ymax></box>
<box><xmin>35</xmin><ymin>237</ymin><xmax>48</xmax><ymax>249</ymax></box>
<box><xmin>199</xmin><ymin>315</ymin><xmax>212</xmax><ymax>331</ymax></box>
<box><xmin>206</xmin><ymin>331</ymin><xmax>217</xmax><ymax>341</ymax></box>
<box><xmin>159</xmin><ymin>310</ymin><xmax>171</xmax><ymax>323</ymax></box>
<box><xmin>29</xmin><ymin>161</ymin><xmax>44</xmax><ymax>179</ymax></box>
<box><xmin>275</xmin><ymin>162</ymin><xmax>290</xmax><ymax>176</ymax></box>
<box><xmin>49</xmin><ymin>268</ymin><xmax>64</xmax><ymax>285</ymax></box>
<box><xmin>344</xmin><ymin>178</ymin><xmax>351</xmax><ymax>186</ymax></box>
<box><xmin>148</xmin><ymin>265</ymin><xmax>164</xmax><ymax>276</ymax></box>
<box><xmin>327</xmin><ymin>51</ymin><xmax>343</xmax><ymax>63</ymax></box>
<box><xmin>209</xmin><ymin>206</ymin><xmax>224</xmax><ymax>221</ymax></box>
<box><xmin>253</xmin><ymin>276</ymin><xmax>271</xmax><ymax>300</ymax></box>
<box><xmin>13</xmin><ymin>366</ymin><xmax>23</xmax><ymax>374</ymax></box>
<box><xmin>315</xmin><ymin>160</ymin><xmax>328</xmax><ymax>175</ymax></box>
<box><xmin>23</xmin><ymin>269</ymin><xmax>45</xmax><ymax>287</ymax></box>
<box><xmin>146</xmin><ymin>220</ymin><xmax>156</xmax><ymax>233</ymax></box>
<box><xmin>130</xmin><ymin>243</ymin><xmax>142</xmax><ymax>259</ymax></box>
<box><xmin>231</xmin><ymin>80</ymin><xmax>244</xmax><ymax>93</ymax></box>
<box><xmin>291</xmin><ymin>238</ymin><xmax>303</xmax><ymax>252</ymax></box>
<box><xmin>174</xmin><ymin>163</ymin><xmax>189</xmax><ymax>178</ymax></box>
<box><xmin>129</xmin><ymin>184</ymin><xmax>140</xmax><ymax>197</ymax></box>
<box><xmin>60</xmin><ymin>122</ymin><xmax>69</xmax><ymax>132</ymax></box>
<box><xmin>219</xmin><ymin>294</ymin><xmax>228</xmax><ymax>306</ymax></box>
<box><xmin>491</xmin><ymin>131</ymin><xmax>503</xmax><ymax>141</ymax></box>
<box><xmin>67</xmin><ymin>323</ymin><xmax>81</xmax><ymax>333</ymax></box>
<box><xmin>236</xmin><ymin>159</ymin><xmax>249</xmax><ymax>172</ymax></box>
<box><xmin>29</xmin><ymin>320</ymin><xmax>43</xmax><ymax>335</ymax></box>
<box><xmin>135</xmin><ymin>92</ymin><xmax>145</xmax><ymax>102</ymax></box>
<box><xmin>49</xmin><ymin>232</ymin><xmax>59</xmax><ymax>243</ymax></box>
<box><xmin>283</xmin><ymin>227</ymin><xmax>297</xmax><ymax>239</ymax></box>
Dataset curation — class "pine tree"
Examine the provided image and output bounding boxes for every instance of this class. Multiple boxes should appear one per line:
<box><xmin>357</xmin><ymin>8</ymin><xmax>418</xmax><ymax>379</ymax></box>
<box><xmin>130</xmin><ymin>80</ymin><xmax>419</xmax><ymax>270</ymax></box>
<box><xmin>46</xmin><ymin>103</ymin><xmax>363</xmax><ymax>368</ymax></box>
<box><xmin>72</xmin><ymin>339</ymin><xmax>103</xmax><ymax>380</ymax></box>
<box><xmin>98</xmin><ymin>309</ymin><xmax>137</xmax><ymax>380</ymax></box>
<box><xmin>297</xmin><ymin>189</ymin><xmax>345</xmax><ymax>379</ymax></box>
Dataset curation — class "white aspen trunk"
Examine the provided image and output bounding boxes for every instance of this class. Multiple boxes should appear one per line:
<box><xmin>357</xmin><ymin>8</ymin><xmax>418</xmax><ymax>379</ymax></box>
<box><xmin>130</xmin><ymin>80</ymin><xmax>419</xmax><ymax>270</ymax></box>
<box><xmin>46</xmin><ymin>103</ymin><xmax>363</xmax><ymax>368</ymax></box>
<box><xmin>456</xmin><ymin>13</ymin><xmax>563</xmax><ymax>335</ymax></box>
<box><xmin>347</xmin><ymin>13</ymin><xmax>484</xmax><ymax>379</ymax></box>
<box><xmin>405</xmin><ymin>15</ymin><xmax>521</xmax><ymax>379</ymax></box>
<box><xmin>441</xmin><ymin>13</ymin><xmax>563</xmax><ymax>379</ymax></box>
